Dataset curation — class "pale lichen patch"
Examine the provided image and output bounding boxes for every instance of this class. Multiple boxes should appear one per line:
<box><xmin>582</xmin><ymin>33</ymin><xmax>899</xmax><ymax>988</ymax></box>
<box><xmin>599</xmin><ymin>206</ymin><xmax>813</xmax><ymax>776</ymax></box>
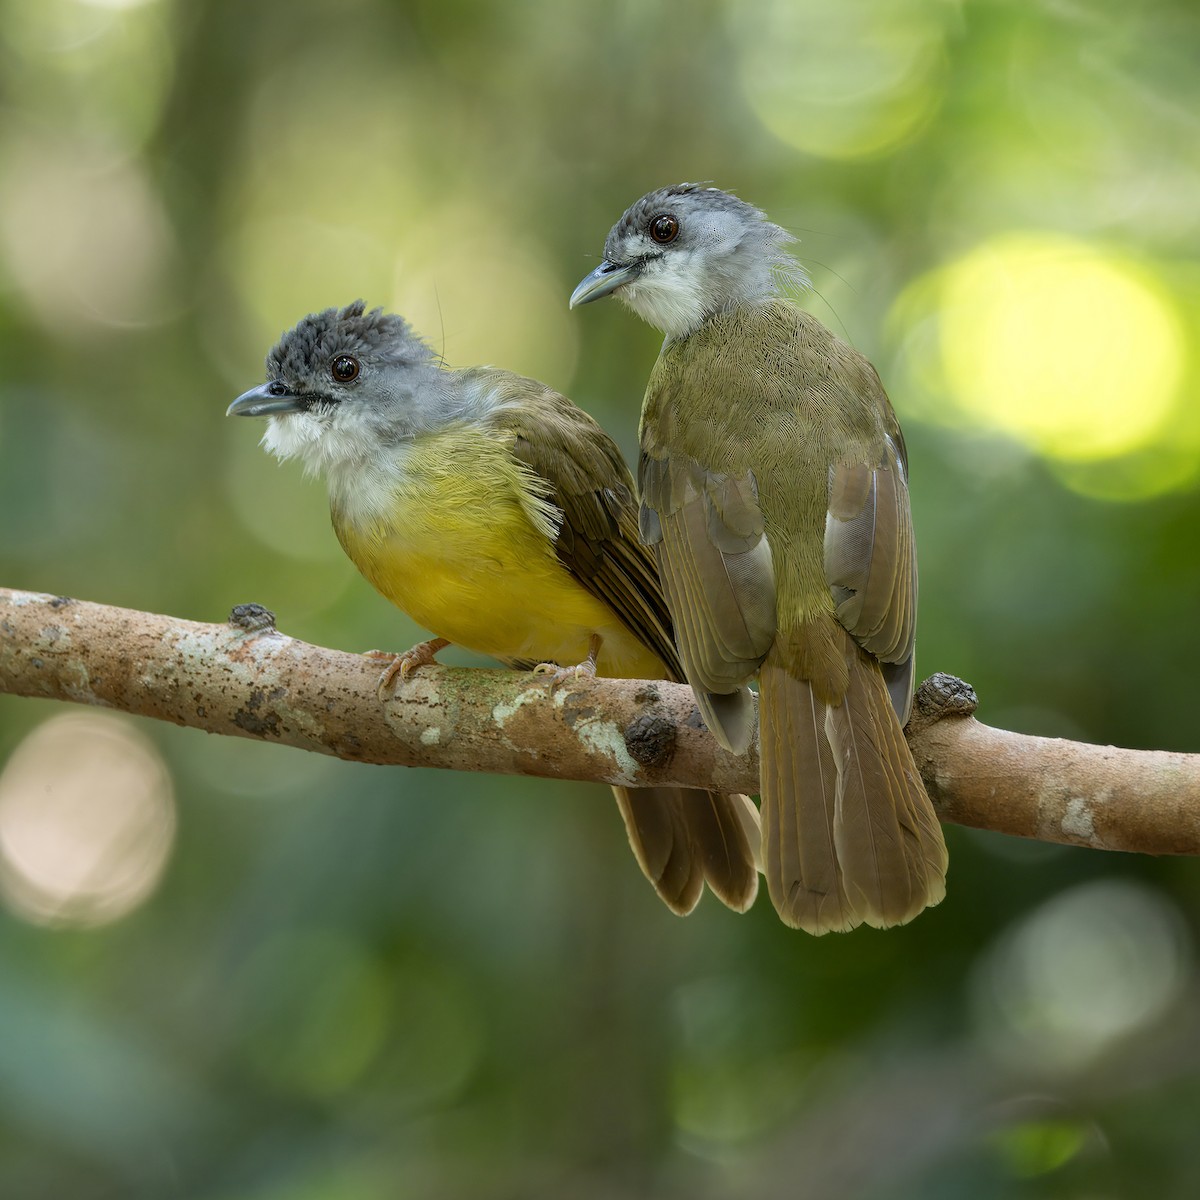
<box><xmin>7</xmin><ymin>591</ymin><xmax>46</xmax><ymax>607</ymax></box>
<box><xmin>492</xmin><ymin>689</ymin><xmax>542</xmax><ymax>727</ymax></box>
<box><xmin>571</xmin><ymin>716</ymin><xmax>640</xmax><ymax>783</ymax></box>
<box><xmin>1062</xmin><ymin>796</ymin><xmax>1096</xmax><ymax>842</ymax></box>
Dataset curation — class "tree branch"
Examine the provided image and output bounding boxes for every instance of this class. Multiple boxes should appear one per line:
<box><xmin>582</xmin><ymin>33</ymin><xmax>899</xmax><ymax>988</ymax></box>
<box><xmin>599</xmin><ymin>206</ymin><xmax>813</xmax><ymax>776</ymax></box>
<box><xmin>2</xmin><ymin>587</ymin><xmax>1197</xmax><ymax>855</ymax></box>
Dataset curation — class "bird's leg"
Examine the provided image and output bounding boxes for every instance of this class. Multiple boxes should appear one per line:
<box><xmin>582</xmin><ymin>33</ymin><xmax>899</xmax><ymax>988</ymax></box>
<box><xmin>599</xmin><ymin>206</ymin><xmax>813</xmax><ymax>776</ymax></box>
<box><xmin>533</xmin><ymin>633</ymin><xmax>602</xmax><ymax>692</ymax></box>
<box><xmin>367</xmin><ymin>637</ymin><xmax>451</xmax><ymax>698</ymax></box>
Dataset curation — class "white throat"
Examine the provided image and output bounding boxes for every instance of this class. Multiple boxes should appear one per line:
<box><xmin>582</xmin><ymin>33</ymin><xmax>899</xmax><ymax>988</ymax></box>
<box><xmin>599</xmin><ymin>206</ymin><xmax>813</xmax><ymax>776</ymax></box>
<box><xmin>616</xmin><ymin>271</ymin><xmax>710</xmax><ymax>341</ymax></box>
<box><xmin>261</xmin><ymin>412</ymin><xmax>412</xmax><ymax>532</ymax></box>
<box><xmin>260</xmin><ymin>409</ymin><xmax>383</xmax><ymax>477</ymax></box>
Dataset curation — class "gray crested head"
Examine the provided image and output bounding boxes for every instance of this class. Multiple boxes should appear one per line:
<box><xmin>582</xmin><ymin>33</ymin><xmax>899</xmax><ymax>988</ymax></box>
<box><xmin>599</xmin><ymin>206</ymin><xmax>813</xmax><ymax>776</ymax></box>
<box><xmin>265</xmin><ymin>300</ymin><xmax>429</xmax><ymax>384</ymax></box>
<box><xmin>570</xmin><ymin>183</ymin><xmax>807</xmax><ymax>340</ymax></box>
<box><xmin>228</xmin><ymin>300</ymin><xmax>453</xmax><ymax>476</ymax></box>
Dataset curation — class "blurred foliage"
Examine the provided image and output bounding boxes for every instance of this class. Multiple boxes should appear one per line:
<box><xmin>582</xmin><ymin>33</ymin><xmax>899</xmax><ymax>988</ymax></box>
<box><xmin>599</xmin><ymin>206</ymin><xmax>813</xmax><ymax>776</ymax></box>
<box><xmin>1</xmin><ymin>0</ymin><xmax>1199</xmax><ymax>1196</ymax></box>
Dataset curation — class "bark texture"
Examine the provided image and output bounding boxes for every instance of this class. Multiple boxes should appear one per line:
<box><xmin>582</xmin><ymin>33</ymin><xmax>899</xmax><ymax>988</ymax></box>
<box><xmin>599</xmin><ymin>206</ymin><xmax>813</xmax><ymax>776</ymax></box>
<box><xmin>2</xmin><ymin>588</ymin><xmax>1197</xmax><ymax>855</ymax></box>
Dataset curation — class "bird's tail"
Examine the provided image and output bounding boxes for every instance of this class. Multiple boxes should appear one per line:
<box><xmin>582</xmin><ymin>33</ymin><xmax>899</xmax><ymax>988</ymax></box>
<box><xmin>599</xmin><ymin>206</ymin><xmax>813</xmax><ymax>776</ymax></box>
<box><xmin>758</xmin><ymin>629</ymin><xmax>947</xmax><ymax>934</ymax></box>
<box><xmin>612</xmin><ymin>785</ymin><xmax>761</xmax><ymax>914</ymax></box>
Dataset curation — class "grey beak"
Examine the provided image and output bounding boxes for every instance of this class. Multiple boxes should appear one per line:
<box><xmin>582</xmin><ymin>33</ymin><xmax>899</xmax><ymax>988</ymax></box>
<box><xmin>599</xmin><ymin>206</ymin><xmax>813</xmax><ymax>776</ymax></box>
<box><xmin>227</xmin><ymin>382</ymin><xmax>309</xmax><ymax>418</ymax></box>
<box><xmin>569</xmin><ymin>260</ymin><xmax>641</xmax><ymax>308</ymax></box>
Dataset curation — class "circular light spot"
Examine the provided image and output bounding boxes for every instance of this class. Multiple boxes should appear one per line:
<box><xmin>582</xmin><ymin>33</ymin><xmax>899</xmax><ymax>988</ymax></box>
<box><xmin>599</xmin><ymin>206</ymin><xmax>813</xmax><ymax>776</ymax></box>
<box><xmin>936</xmin><ymin>234</ymin><xmax>1185</xmax><ymax>460</ymax></box>
<box><xmin>936</xmin><ymin>236</ymin><xmax>1180</xmax><ymax>460</ymax></box>
<box><xmin>888</xmin><ymin>233</ymin><xmax>1199</xmax><ymax>499</ymax></box>
<box><xmin>730</xmin><ymin>0</ymin><xmax>946</xmax><ymax>159</ymax></box>
<box><xmin>0</xmin><ymin>713</ymin><xmax>176</xmax><ymax>927</ymax></box>
<box><xmin>971</xmin><ymin>879</ymin><xmax>1190</xmax><ymax>1073</ymax></box>
<box><xmin>0</xmin><ymin>133</ymin><xmax>181</xmax><ymax>330</ymax></box>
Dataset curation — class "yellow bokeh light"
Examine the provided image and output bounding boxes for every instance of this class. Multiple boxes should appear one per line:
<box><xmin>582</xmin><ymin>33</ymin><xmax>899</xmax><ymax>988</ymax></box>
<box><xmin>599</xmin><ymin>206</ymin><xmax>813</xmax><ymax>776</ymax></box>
<box><xmin>938</xmin><ymin>235</ymin><xmax>1185</xmax><ymax>460</ymax></box>
<box><xmin>0</xmin><ymin>713</ymin><xmax>176</xmax><ymax>927</ymax></box>
<box><xmin>888</xmin><ymin>233</ymin><xmax>1198</xmax><ymax>499</ymax></box>
<box><xmin>729</xmin><ymin>0</ymin><xmax>946</xmax><ymax>159</ymax></box>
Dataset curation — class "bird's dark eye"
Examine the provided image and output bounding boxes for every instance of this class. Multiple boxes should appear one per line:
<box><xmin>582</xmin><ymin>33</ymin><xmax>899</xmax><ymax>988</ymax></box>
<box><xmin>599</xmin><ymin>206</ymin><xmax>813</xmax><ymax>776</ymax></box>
<box><xmin>331</xmin><ymin>355</ymin><xmax>360</xmax><ymax>382</ymax></box>
<box><xmin>648</xmin><ymin>214</ymin><xmax>679</xmax><ymax>245</ymax></box>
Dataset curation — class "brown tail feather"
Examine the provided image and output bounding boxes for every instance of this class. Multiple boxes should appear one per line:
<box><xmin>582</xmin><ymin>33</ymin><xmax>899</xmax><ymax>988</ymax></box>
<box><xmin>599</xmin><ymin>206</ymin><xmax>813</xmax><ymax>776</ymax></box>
<box><xmin>758</xmin><ymin>632</ymin><xmax>946</xmax><ymax>933</ymax></box>
<box><xmin>685</xmin><ymin>789</ymin><xmax>760</xmax><ymax>912</ymax></box>
<box><xmin>612</xmin><ymin>786</ymin><xmax>760</xmax><ymax>915</ymax></box>
<box><xmin>827</xmin><ymin>642</ymin><xmax>947</xmax><ymax>926</ymax></box>
<box><xmin>759</xmin><ymin>659</ymin><xmax>858</xmax><ymax>933</ymax></box>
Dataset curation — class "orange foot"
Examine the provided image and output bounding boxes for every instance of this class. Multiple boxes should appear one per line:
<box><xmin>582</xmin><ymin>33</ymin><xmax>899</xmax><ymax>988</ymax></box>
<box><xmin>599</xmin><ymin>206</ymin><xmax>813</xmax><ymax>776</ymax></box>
<box><xmin>367</xmin><ymin>637</ymin><xmax>450</xmax><ymax>698</ymax></box>
<box><xmin>532</xmin><ymin>633</ymin><xmax>601</xmax><ymax>693</ymax></box>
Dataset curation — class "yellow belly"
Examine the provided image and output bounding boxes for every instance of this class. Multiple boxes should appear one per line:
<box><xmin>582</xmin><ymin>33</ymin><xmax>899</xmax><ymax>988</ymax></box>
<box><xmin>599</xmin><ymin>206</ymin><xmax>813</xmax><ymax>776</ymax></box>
<box><xmin>329</xmin><ymin>426</ymin><xmax>666</xmax><ymax>680</ymax></box>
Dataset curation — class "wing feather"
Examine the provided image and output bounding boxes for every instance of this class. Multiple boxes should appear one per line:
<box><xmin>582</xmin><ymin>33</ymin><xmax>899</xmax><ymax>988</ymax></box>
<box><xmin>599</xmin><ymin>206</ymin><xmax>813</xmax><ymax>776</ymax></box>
<box><xmin>487</xmin><ymin>377</ymin><xmax>683</xmax><ymax>675</ymax></box>
<box><xmin>639</xmin><ymin>450</ymin><xmax>776</xmax><ymax>751</ymax></box>
<box><xmin>824</xmin><ymin>432</ymin><xmax>918</xmax><ymax>723</ymax></box>
<box><xmin>476</xmin><ymin>370</ymin><xmax>761</xmax><ymax>912</ymax></box>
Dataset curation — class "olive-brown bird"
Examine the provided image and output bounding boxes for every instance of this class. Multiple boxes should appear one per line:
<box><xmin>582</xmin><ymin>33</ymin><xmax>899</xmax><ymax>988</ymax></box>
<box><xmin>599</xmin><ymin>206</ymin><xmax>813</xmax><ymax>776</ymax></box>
<box><xmin>228</xmin><ymin>301</ymin><xmax>760</xmax><ymax>917</ymax></box>
<box><xmin>571</xmin><ymin>185</ymin><xmax>948</xmax><ymax>933</ymax></box>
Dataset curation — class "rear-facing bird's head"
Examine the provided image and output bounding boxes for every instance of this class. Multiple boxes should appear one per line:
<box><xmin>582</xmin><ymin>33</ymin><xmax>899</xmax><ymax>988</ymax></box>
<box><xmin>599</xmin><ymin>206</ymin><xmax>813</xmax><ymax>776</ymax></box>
<box><xmin>569</xmin><ymin>183</ymin><xmax>806</xmax><ymax>340</ymax></box>
<box><xmin>227</xmin><ymin>301</ymin><xmax>444</xmax><ymax>474</ymax></box>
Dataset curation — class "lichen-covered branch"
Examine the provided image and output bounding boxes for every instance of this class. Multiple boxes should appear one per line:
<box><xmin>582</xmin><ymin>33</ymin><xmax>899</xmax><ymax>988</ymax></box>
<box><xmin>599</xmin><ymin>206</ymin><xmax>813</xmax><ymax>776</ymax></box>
<box><xmin>2</xmin><ymin>587</ymin><xmax>1198</xmax><ymax>855</ymax></box>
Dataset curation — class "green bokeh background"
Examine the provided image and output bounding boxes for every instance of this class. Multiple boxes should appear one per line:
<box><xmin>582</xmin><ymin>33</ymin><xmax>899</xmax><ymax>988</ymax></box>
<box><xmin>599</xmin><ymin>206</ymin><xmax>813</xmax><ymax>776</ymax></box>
<box><xmin>1</xmin><ymin>1</ymin><xmax>1199</xmax><ymax>1196</ymax></box>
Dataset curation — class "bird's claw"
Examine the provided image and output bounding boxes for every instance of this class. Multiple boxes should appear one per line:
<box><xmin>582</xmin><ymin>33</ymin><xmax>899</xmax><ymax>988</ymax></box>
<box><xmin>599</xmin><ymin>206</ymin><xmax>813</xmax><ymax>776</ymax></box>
<box><xmin>367</xmin><ymin>638</ymin><xmax>449</xmax><ymax>699</ymax></box>
<box><xmin>532</xmin><ymin>658</ymin><xmax>598</xmax><ymax>694</ymax></box>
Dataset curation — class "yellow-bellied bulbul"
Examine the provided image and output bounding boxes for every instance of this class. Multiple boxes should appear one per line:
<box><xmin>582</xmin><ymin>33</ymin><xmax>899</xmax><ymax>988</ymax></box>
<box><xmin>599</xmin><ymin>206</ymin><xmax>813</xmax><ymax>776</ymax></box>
<box><xmin>228</xmin><ymin>301</ymin><xmax>760</xmax><ymax>917</ymax></box>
